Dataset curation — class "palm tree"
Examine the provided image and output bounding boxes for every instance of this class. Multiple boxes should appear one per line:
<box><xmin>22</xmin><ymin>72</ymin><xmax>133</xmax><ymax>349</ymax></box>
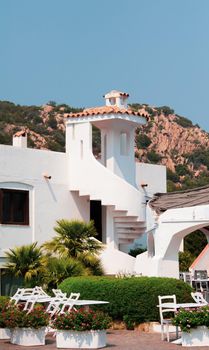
<box><xmin>4</xmin><ymin>242</ymin><xmax>45</xmax><ymax>285</ymax></box>
<box><xmin>43</xmin><ymin>256</ymin><xmax>87</xmax><ymax>289</ymax></box>
<box><xmin>42</xmin><ymin>219</ymin><xmax>102</xmax><ymax>258</ymax></box>
<box><xmin>78</xmin><ymin>252</ymin><xmax>104</xmax><ymax>276</ymax></box>
<box><xmin>42</xmin><ymin>219</ymin><xmax>104</xmax><ymax>275</ymax></box>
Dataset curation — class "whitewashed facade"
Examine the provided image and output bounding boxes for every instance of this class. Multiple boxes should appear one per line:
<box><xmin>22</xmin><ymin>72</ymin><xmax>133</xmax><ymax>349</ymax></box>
<box><xmin>0</xmin><ymin>91</ymin><xmax>166</xmax><ymax>281</ymax></box>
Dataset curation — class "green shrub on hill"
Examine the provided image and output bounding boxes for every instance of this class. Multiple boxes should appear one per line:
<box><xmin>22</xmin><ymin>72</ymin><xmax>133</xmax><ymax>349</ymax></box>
<box><xmin>59</xmin><ymin>276</ymin><xmax>192</xmax><ymax>326</ymax></box>
<box><xmin>147</xmin><ymin>150</ymin><xmax>162</xmax><ymax>163</ymax></box>
<box><xmin>175</xmin><ymin>115</ymin><xmax>193</xmax><ymax>128</ymax></box>
<box><xmin>136</xmin><ymin>133</ymin><xmax>152</xmax><ymax>149</ymax></box>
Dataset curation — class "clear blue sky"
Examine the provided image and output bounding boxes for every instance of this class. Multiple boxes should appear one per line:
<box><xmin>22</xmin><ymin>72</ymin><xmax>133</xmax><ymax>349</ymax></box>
<box><xmin>1</xmin><ymin>0</ymin><xmax>209</xmax><ymax>130</ymax></box>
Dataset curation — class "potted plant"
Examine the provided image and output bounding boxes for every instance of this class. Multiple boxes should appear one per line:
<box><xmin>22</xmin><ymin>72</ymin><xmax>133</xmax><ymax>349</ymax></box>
<box><xmin>0</xmin><ymin>297</ymin><xmax>11</xmax><ymax>339</ymax></box>
<box><xmin>172</xmin><ymin>306</ymin><xmax>209</xmax><ymax>347</ymax></box>
<box><xmin>3</xmin><ymin>304</ymin><xmax>49</xmax><ymax>346</ymax></box>
<box><xmin>52</xmin><ymin>308</ymin><xmax>112</xmax><ymax>348</ymax></box>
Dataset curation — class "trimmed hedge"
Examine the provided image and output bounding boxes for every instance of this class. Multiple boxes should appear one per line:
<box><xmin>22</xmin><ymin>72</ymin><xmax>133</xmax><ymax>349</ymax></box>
<box><xmin>59</xmin><ymin>276</ymin><xmax>193</xmax><ymax>325</ymax></box>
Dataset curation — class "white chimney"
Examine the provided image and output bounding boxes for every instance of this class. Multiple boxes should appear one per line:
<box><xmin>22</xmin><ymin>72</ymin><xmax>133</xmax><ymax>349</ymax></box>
<box><xmin>13</xmin><ymin>130</ymin><xmax>27</xmax><ymax>148</ymax></box>
<box><xmin>104</xmin><ymin>90</ymin><xmax>129</xmax><ymax>109</ymax></box>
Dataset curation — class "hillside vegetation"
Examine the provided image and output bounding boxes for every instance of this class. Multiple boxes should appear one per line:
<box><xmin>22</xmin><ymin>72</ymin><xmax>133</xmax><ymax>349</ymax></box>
<box><xmin>1</xmin><ymin>100</ymin><xmax>209</xmax><ymax>191</ymax></box>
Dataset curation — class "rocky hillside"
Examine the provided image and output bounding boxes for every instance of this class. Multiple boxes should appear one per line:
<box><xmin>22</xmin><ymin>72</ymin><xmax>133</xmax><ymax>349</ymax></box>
<box><xmin>1</xmin><ymin>100</ymin><xmax>209</xmax><ymax>191</ymax></box>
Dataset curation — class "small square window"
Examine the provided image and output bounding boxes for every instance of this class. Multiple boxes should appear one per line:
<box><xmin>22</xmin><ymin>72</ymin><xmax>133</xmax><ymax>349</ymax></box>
<box><xmin>0</xmin><ymin>189</ymin><xmax>29</xmax><ymax>225</ymax></box>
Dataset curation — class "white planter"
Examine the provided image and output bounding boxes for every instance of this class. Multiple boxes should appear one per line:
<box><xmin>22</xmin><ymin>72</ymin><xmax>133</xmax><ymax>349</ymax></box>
<box><xmin>56</xmin><ymin>329</ymin><xmax>107</xmax><ymax>348</ymax></box>
<box><xmin>0</xmin><ymin>328</ymin><xmax>11</xmax><ymax>339</ymax></box>
<box><xmin>182</xmin><ymin>326</ymin><xmax>209</xmax><ymax>347</ymax></box>
<box><xmin>10</xmin><ymin>327</ymin><xmax>46</xmax><ymax>346</ymax></box>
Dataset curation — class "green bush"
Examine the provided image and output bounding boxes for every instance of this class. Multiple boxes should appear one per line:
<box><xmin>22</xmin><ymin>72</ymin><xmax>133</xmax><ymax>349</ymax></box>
<box><xmin>0</xmin><ymin>296</ymin><xmax>13</xmax><ymax>327</ymax></box>
<box><xmin>175</xmin><ymin>115</ymin><xmax>193</xmax><ymax>128</ymax></box>
<box><xmin>175</xmin><ymin>164</ymin><xmax>189</xmax><ymax>176</ymax></box>
<box><xmin>136</xmin><ymin>134</ymin><xmax>152</xmax><ymax>149</ymax></box>
<box><xmin>155</xmin><ymin>106</ymin><xmax>174</xmax><ymax>116</ymax></box>
<box><xmin>59</xmin><ymin>276</ymin><xmax>193</xmax><ymax>325</ymax></box>
<box><xmin>147</xmin><ymin>150</ymin><xmax>162</xmax><ymax>163</ymax></box>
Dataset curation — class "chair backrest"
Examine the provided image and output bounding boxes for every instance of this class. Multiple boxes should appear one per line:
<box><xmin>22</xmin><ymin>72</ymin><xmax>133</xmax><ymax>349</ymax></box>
<box><xmin>194</xmin><ymin>270</ymin><xmax>208</xmax><ymax>280</ymax></box>
<box><xmin>191</xmin><ymin>292</ymin><xmax>207</xmax><ymax>305</ymax></box>
<box><xmin>69</xmin><ymin>292</ymin><xmax>80</xmax><ymax>301</ymax></box>
<box><xmin>158</xmin><ymin>295</ymin><xmax>177</xmax><ymax>323</ymax></box>
<box><xmin>34</xmin><ymin>286</ymin><xmax>49</xmax><ymax>296</ymax></box>
<box><xmin>52</xmin><ymin>289</ymin><xmax>67</xmax><ymax>298</ymax></box>
<box><xmin>59</xmin><ymin>293</ymin><xmax>80</xmax><ymax>314</ymax></box>
<box><xmin>10</xmin><ymin>288</ymin><xmax>24</xmax><ymax>304</ymax></box>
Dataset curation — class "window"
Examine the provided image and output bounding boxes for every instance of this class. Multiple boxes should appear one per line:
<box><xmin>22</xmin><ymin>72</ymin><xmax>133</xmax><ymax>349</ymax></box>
<box><xmin>0</xmin><ymin>189</ymin><xmax>29</xmax><ymax>225</ymax></box>
<box><xmin>109</xmin><ymin>97</ymin><xmax>116</xmax><ymax>105</ymax></box>
<box><xmin>120</xmin><ymin>132</ymin><xmax>128</xmax><ymax>155</ymax></box>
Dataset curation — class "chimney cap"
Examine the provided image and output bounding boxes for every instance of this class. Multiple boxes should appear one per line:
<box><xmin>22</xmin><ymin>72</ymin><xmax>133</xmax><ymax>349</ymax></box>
<box><xmin>14</xmin><ymin>129</ymin><xmax>28</xmax><ymax>138</ymax></box>
<box><xmin>103</xmin><ymin>90</ymin><xmax>129</xmax><ymax>99</ymax></box>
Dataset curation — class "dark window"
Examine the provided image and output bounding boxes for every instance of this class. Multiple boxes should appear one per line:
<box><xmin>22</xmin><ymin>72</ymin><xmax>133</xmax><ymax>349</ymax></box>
<box><xmin>0</xmin><ymin>189</ymin><xmax>29</xmax><ymax>225</ymax></box>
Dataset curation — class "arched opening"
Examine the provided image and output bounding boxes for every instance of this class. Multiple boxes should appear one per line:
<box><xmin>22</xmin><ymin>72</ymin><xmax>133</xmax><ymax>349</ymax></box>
<box><xmin>162</xmin><ymin>223</ymin><xmax>209</xmax><ymax>283</ymax></box>
<box><xmin>179</xmin><ymin>230</ymin><xmax>208</xmax><ymax>271</ymax></box>
<box><xmin>92</xmin><ymin>125</ymin><xmax>101</xmax><ymax>159</ymax></box>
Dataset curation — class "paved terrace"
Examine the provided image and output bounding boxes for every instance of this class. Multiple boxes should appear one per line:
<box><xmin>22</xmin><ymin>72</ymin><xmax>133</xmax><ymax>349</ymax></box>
<box><xmin>0</xmin><ymin>330</ymin><xmax>208</xmax><ymax>350</ymax></box>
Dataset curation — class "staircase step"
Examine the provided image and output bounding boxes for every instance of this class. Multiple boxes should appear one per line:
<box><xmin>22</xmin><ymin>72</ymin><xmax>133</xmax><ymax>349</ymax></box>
<box><xmin>114</xmin><ymin>216</ymin><xmax>138</xmax><ymax>223</ymax></box>
<box><xmin>115</xmin><ymin>222</ymin><xmax>146</xmax><ymax>229</ymax></box>
<box><xmin>116</xmin><ymin>228</ymin><xmax>145</xmax><ymax>234</ymax></box>
<box><xmin>113</xmin><ymin>210</ymin><xmax>128</xmax><ymax>217</ymax></box>
<box><xmin>117</xmin><ymin>233</ymin><xmax>142</xmax><ymax>240</ymax></box>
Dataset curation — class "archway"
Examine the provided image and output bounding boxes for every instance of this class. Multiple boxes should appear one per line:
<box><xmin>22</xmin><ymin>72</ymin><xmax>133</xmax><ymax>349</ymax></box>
<box><xmin>135</xmin><ymin>202</ymin><xmax>209</xmax><ymax>278</ymax></box>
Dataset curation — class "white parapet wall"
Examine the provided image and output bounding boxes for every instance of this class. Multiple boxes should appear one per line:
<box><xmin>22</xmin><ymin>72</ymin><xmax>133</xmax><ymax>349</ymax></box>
<box><xmin>100</xmin><ymin>245</ymin><xmax>136</xmax><ymax>275</ymax></box>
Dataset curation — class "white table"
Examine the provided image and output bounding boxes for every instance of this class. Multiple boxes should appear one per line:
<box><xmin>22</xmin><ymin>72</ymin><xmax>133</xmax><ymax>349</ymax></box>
<box><xmin>72</xmin><ymin>300</ymin><xmax>109</xmax><ymax>306</ymax></box>
<box><xmin>159</xmin><ymin>302</ymin><xmax>207</xmax><ymax>309</ymax></box>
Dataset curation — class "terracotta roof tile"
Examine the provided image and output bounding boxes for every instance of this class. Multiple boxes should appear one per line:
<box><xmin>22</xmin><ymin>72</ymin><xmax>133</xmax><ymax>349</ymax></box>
<box><xmin>104</xmin><ymin>90</ymin><xmax>129</xmax><ymax>98</ymax></box>
<box><xmin>65</xmin><ymin>105</ymin><xmax>148</xmax><ymax>119</ymax></box>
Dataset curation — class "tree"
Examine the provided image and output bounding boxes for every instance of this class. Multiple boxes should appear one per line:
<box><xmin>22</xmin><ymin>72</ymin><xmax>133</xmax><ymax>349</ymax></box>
<box><xmin>42</xmin><ymin>219</ymin><xmax>102</xmax><ymax>258</ymax></box>
<box><xmin>43</xmin><ymin>256</ymin><xmax>87</xmax><ymax>289</ymax></box>
<box><xmin>179</xmin><ymin>251</ymin><xmax>195</xmax><ymax>272</ymax></box>
<box><xmin>184</xmin><ymin>231</ymin><xmax>207</xmax><ymax>257</ymax></box>
<box><xmin>78</xmin><ymin>252</ymin><xmax>103</xmax><ymax>276</ymax></box>
<box><xmin>4</xmin><ymin>242</ymin><xmax>44</xmax><ymax>285</ymax></box>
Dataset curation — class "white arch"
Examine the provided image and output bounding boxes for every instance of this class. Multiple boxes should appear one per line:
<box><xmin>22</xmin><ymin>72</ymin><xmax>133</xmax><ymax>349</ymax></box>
<box><xmin>135</xmin><ymin>204</ymin><xmax>209</xmax><ymax>278</ymax></box>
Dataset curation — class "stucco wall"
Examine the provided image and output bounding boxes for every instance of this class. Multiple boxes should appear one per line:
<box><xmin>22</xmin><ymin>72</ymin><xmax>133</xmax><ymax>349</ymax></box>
<box><xmin>136</xmin><ymin>162</ymin><xmax>167</xmax><ymax>197</ymax></box>
<box><xmin>0</xmin><ymin>145</ymin><xmax>89</xmax><ymax>257</ymax></box>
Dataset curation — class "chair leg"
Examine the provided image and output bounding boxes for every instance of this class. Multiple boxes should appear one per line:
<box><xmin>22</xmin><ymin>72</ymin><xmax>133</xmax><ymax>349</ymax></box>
<box><xmin>166</xmin><ymin>323</ymin><xmax>169</xmax><ymax>342</ymax></box>
<box><xmin>161</xmin><ymin>324</ymin><xmax>164</xmax><ymax>341</ymax></box>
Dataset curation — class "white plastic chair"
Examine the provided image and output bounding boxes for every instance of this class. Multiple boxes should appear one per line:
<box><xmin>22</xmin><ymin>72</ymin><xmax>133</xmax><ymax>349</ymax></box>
<box><xmin>59</xmin><ymin>293</ymin><xmax>80</xmax><ymax>314</ymax></box>
<box><xmin>10</xmin><ymin>288</ymin><xmax>35</xmax><ymax>305</ymax></box>
<box><xmin>23</xmin><ymin>287</ymin><xmax>51</xmax><ymax>313</ymax></box>
<box><xmin>46</xmin><ymin>293</ymin><xmax>68</xmax><ymax>317</ymax></box>
<box><xmin>52</xmin><ymin>289</ymin><xmax>67</xmax><ymax>298</ymax></box>
<box><xmin>191</xmin><ymin>292</ymin><xmax>208</xmax><ymax>305</ymax></box>
<box><xmin>158</xmin><ymin>295</ymin><xmax>178</xmax><ymax>342</ymax></box>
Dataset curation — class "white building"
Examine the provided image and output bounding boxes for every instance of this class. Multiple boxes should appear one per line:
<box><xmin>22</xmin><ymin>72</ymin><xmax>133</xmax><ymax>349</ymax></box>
<box><xmin>0</xmin><ymin>90</ymin><xmax>166</xmax><ymax>288</ymax></box>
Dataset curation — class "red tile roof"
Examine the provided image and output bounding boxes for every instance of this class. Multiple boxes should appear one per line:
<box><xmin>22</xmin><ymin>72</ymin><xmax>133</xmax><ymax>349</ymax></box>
<box><xmin>103</xmin><ymin>90</ymin><xmax>129</xmax><ymax>98</ymax></box>
<box><xmin>65</xmin><ymin>105</ymin><xmax>148</xmax><ymax>119</ymax></box>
